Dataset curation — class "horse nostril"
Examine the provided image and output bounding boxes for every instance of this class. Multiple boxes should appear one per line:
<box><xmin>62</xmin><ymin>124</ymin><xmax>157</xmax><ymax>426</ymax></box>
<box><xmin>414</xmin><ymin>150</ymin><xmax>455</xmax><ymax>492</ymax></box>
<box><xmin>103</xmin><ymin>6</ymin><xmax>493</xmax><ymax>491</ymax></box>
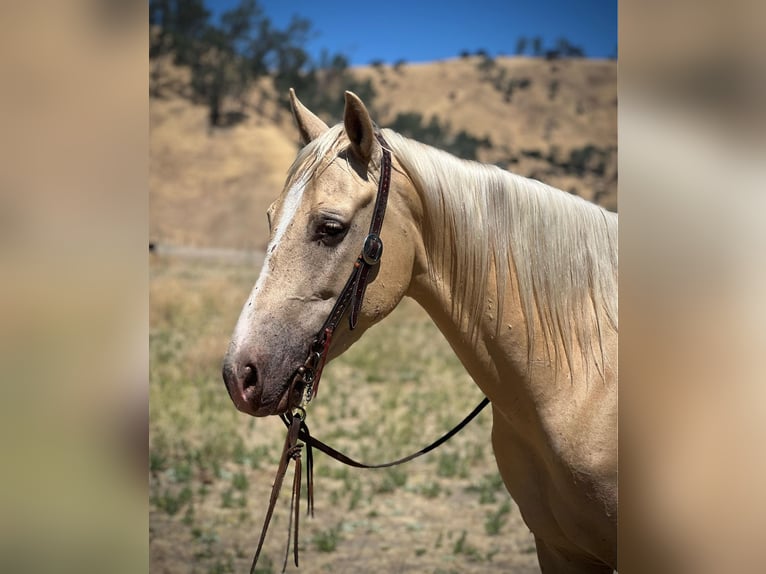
<box><xmin>222</xmin><ymin>353</ymin><xmax>261</xmax><ymax>414</ymax></box>
<box><xmin>242</xmin><ymin>363</ymin><xmax>258</xmax><ymax>392</ymax></box>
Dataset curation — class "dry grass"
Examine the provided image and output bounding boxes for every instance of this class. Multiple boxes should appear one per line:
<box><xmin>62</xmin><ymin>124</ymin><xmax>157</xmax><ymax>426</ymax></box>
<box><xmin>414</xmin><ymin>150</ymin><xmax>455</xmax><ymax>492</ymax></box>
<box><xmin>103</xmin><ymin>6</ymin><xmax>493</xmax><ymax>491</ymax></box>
<box><xmin>355</xmin><ymin>56</ymin><xmax>616</xmax><ymax>154</ymax></box>
<box><xmin>149</xmin><ymin>255</ymin><xmax>540</xmax><ymax>573</ymax></box>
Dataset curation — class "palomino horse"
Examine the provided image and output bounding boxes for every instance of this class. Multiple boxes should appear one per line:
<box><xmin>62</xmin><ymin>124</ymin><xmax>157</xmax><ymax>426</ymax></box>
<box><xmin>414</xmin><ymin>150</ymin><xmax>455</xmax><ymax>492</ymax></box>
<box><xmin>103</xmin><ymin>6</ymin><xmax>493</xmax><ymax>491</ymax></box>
<box><xmin>223</xmin><ymin>90</ymin><xmax>618</xmax><ymax>573</ymax></box>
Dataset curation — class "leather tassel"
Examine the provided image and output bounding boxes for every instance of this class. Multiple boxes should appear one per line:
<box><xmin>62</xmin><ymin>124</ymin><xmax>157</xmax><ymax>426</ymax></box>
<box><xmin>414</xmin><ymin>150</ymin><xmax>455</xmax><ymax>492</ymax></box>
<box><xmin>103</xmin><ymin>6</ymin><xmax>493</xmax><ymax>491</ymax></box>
<box><xmin>282</xmin><ymin>453</ymin><xmax>301</xmax><ymax>572</ymax></box>
<box><xmin>305</xmin><ymin>429</ymin><xmax>314</xmax><ymax>518</ymax></box>
<box><xmin>293</xmin><ymin>457</ymin><xmax>301</xmax><ymax>568</ymax></box>
<box><xmin>251</xmin><ymin>415</ymin><xmax>302</xmax><ymax>574</ymax></box>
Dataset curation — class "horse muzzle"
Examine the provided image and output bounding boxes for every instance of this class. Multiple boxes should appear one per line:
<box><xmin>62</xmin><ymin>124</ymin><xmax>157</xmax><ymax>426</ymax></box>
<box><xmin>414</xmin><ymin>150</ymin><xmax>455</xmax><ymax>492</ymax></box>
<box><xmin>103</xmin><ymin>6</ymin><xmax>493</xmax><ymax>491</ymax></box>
<box><xmin>222</xmin><ymin>349</ymin><xmax>301</xmax><ymax>417</ymax></box>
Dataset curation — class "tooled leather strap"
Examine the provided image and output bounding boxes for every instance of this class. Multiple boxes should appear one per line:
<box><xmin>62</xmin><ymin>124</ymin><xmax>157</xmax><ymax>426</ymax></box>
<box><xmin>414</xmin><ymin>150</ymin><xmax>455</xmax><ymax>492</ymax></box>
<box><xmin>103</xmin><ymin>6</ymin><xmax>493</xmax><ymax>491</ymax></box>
<box><xmin>321</xmin><ymin>131</ymin><xmax>390</xmax><ymax>335</ymax></box>
<box><xmin>292</xmin><ymin>132</ymin><xmax>392</xmax><ymax>405</ymax></box>
<box><xmin>348</xmin><ymin>132</ymin><xmax>391</xmax><ymax>329</ymax></box>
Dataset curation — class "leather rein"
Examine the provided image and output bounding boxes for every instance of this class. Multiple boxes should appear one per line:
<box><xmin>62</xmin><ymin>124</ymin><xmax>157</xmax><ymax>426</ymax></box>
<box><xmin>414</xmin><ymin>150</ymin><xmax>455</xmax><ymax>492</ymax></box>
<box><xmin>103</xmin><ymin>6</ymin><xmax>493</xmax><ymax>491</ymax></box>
<box><xmin>250</xmin><ymin>132</ymin><xmax>490</xmax><ymax>573</ymax></box>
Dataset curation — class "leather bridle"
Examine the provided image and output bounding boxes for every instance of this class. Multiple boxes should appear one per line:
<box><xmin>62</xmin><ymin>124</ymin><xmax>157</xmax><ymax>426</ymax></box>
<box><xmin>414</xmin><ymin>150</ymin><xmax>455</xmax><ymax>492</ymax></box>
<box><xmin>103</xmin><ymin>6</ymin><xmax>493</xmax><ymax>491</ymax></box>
<box><xmin>249</xmin><ymin>132</ymin><xmax>490</xmax><ymax>573</ymax></box>
<box><xmin>287</xmin><ymin>132</ymin><xmax>392</xmax><ymax>410</ymax></box>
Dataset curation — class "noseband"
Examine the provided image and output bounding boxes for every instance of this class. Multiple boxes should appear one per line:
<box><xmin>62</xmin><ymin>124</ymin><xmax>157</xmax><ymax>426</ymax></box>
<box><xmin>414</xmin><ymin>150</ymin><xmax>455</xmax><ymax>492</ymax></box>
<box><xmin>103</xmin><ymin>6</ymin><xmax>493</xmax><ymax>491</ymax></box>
<box><xmin>250</xmin><ymin>132</ymin><xmax>489</xmax><ymax>573</ymax></box>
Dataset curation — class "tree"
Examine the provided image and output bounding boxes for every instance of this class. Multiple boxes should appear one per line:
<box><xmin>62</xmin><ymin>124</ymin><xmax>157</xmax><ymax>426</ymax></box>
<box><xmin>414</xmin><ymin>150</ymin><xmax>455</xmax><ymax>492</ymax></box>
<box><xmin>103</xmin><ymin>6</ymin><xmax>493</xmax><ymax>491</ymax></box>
<box><xmin>515</xmin><ymin>36</ymin><xmax>527</xmax><ymax>56</ymax></box>
<box><xmin>477</xmin><ymin>53</ymin><xmax>495</xmax><ymax>74</ymax></box>
<box><xmin>150</xmin><ymin>0</ymin><xmax>378</xmax><ymax>127</ymax></box>
<box><xmin>278</xmin><ymin>50</ymin><xmax>376</xmax><ymax>122</ymax></box>
<box><xmin>554</xmin><ymin>37</ymin><xmax>585</xmax><ymax>58</ymax></box>
<box><xmin>149</xmin><ymin>0</ymin><xmax>262</xmax><ymax>125</ymax></box>
<box><xmin>173</xmin><ymin>0</ymin><xmax>210</xmax><ymax>65</ymax></box>
<box><xmin>151</xmin><ymin>0</ymin><xmax>301</xmax><ymax>127</ymax></box>
<box><xmin>149</xmin><ymin>0</ymin><xmax>171</xmax><ymax>57</ymax></box>
<box><xmin>190</xmin><ymin>1</ymin><xmax>268</xmax><ymax>127</ymax></box>
<box><xmin>388</xmin><ymin>112</ymin><xmax>491</xmax><ymax>160</ymax></box>
<box><xmin>531</xmin><ymin>36</ymin><xmax>543</xmax><ymax>57</ymax></box>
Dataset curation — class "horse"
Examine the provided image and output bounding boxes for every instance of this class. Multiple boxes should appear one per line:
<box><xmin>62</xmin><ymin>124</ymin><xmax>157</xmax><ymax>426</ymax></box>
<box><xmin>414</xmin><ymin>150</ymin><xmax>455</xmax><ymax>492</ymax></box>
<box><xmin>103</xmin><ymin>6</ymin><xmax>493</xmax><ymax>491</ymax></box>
<box><xmin>222</xmin><ymin>89</ymin><xmax>618</xmax><ymax>573</ymax></box>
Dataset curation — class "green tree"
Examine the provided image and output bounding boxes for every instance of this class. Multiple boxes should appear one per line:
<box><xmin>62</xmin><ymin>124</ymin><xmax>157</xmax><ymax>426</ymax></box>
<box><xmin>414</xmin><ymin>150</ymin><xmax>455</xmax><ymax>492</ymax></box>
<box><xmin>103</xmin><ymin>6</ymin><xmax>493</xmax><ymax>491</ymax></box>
<box><xmin>193</xmin><ymin>1</ymin><xmax>267</xmax><ymax>126</ymax></box>
<box><xmin>552</xmin><ymin>37</ymin><xmax>585</xmax><ymax>58</ymax></box>
<box><xmin>149</xmin><ymin>0</ymin><xmax>210</xmax><ymax>63</ymax></box>
<box><xmin>150</xmin><ymin>0</ymin><xmax>377</xmax><ymax>127</ymax></box>
<box><xmin>515</xmin><ymin>36</ymin><xmax>527</xmax><ymax>56</ymax></box>
<box><xmin>150</xmin><ymin>0</ymin><xmax>262</xmax><ymax>125</ymax></box>
<box><xmin>388</xmin><ymin>112</ymin><xmax>491</xmax><ymax>160</ymax></box>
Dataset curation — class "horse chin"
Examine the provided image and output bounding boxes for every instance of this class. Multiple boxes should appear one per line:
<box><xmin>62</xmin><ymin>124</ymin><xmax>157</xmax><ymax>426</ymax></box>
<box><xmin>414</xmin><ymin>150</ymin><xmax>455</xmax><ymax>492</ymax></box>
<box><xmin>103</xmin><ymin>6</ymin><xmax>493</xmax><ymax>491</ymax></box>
<box><xmin>248</xmin><ymin>381</ymin><xmax>303</xmax><ymax>417</ymax></box>
<box><xmin>270</xmin><ymin>385</ymin><xmax>301</xmax><ymax>416</ymax></box>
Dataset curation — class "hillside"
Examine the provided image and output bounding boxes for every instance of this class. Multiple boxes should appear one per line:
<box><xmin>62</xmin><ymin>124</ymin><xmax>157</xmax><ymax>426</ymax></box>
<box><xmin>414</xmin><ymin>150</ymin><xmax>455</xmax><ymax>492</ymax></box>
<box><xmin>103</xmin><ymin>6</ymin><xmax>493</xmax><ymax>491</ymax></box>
<box><xmin>150</xmin><ymin>56</ymin><xmax>616</xmax><ymax>251</ymax></box>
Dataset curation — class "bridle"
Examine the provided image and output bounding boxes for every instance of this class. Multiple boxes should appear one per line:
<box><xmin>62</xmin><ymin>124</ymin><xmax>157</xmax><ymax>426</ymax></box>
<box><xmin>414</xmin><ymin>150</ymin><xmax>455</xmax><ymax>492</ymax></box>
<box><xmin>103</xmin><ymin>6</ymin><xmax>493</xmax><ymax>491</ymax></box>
<box><xmin>288</xmin><ymin>132</ymin><xmax>393</xmax><ymax>410</ymax></box>
<box><xmin>249</xmin><ymin>132</ymin><xmax>490</xmax><ymax>573</ymax></box>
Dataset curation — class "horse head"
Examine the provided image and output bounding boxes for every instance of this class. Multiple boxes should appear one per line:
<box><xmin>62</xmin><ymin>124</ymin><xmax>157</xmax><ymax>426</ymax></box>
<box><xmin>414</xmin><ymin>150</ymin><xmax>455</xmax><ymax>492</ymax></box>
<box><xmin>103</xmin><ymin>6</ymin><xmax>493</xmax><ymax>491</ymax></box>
<box><xmin>222</xmin><ymin>90</ymin><xmax>420</xmax><ymax>416</ymax></box>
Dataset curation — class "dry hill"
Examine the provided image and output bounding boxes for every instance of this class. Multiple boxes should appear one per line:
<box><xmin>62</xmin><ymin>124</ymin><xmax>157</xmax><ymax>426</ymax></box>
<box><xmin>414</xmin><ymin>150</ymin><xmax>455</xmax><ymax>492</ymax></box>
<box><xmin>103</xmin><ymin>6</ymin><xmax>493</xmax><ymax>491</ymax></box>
<box><xmin>150</xmin><ymin>56</ymin><xmax>616</xmax><ymax>251</ymax></box>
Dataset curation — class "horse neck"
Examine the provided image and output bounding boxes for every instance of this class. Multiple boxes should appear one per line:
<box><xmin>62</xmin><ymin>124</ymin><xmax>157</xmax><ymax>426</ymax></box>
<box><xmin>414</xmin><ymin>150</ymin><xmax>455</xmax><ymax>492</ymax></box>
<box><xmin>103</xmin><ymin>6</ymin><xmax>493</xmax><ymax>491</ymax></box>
<box><xmin>403</xmin><ymin>174</ymin><xmax>537</xmax><ymax>411</ymax></box>
<box><xmin>400</xmin><ymin>154</ymin><xmax>617</xmax><ymax>417</ymax></box>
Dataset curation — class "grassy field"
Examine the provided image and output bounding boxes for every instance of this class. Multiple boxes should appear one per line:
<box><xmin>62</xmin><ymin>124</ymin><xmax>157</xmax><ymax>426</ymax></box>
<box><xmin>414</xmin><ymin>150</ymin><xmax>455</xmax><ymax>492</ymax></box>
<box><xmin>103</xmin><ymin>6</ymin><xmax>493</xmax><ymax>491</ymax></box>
<box><xmin>149</xmin><ymin>255</ymin><xmax>540</xmax><ymax>573</ymax></box>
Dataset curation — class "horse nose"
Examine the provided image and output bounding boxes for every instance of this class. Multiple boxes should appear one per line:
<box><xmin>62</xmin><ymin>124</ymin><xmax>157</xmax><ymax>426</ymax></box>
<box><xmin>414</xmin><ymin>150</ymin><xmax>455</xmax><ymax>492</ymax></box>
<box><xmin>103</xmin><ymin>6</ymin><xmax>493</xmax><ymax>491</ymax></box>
<box><xmin>222</xmin><ymin>351</ymin><xmax>260</xmax><ymax>414</ymax></box>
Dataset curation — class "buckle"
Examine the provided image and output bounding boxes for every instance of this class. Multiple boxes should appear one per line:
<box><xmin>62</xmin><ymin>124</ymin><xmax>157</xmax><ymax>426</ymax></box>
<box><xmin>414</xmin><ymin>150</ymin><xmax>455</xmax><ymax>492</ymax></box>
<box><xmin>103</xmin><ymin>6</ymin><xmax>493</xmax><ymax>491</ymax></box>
<box><xmin>362</xmin><ymin>234</ymin><xmax>384</xmax><ymax>266</ymax></box>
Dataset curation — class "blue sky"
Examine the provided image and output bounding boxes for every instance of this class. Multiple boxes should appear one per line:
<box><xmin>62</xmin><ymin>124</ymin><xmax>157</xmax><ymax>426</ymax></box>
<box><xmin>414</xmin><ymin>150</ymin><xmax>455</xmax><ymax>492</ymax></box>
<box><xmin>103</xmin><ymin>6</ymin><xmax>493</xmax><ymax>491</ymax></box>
<box><xmin>206</xmin><ymin>1</ymin><xmax>617</xmax><ymax>66</ymax></box>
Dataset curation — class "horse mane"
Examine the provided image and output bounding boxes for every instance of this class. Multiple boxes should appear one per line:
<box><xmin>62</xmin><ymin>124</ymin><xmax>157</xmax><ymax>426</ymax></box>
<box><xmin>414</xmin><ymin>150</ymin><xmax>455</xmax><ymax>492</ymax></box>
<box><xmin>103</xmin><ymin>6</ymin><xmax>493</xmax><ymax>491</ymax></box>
<box><xmin>381</xmin><ymin>129</ymin><xmax>618</xmax><ymax>378</ymax></box>
<box><xmin>285</xmin><ymin>125</ymin><xmax>348</xmax><ymax>186</ymax></box>
<box><xmin>286</xmin><ymin>125</ymin><xmax>618</xmax><ymax>378</ymax></box>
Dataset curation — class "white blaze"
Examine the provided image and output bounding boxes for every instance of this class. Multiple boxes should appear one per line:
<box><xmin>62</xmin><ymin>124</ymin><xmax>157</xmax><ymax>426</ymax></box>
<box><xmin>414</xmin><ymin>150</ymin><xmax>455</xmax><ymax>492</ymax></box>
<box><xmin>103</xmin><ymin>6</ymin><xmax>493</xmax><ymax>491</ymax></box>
<box><xmin>253</xmin><ymin>175</ymin><xmax>308</xmax><ymax>294</ymax></box>
<box><xmin>230</xmin><ymin>176</ymin><xmax>309</xmax><ymax>349</ymax></box>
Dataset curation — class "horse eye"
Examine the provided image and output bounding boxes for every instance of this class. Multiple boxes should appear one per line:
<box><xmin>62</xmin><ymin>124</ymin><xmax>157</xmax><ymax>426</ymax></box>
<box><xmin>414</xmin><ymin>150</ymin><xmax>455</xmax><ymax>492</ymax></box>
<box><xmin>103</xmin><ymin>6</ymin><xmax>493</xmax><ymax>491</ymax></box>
<box><xmin>315</xmin><ymin>219</ymin><xmax>348</xmax><ymax>244</ymax></box>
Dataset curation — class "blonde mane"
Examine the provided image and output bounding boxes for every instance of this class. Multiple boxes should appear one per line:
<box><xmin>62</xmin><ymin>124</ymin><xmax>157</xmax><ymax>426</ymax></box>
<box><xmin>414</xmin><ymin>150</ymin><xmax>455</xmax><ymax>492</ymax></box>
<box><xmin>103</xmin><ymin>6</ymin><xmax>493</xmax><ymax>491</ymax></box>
<box><xmin>287</xmin><ymin>125</ymin><xmax>618</xmax><ymax>377</ymax></box>
<box><xmin>382</xmin><ymin>129</ymin><xmax>618</xmax><ymax>377</ymax></box>
<box><xmin>285</xmin><ymin>125</ymin><xmax>349</xmax><ymax>186</ymax></box>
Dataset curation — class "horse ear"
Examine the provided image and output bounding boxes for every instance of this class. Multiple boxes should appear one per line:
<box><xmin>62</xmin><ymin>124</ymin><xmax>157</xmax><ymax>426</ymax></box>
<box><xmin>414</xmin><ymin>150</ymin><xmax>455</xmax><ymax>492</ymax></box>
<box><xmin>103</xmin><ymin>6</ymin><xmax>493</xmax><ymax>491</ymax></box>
<box><xmin>343</xmin><ymin>91</ymin><xmax>375</xmax><ymax>164</ymax></box>
<box><xmin>289</xmin><ymin>88</ymin><xmax>328</xmax><ymax>145</ymax></box>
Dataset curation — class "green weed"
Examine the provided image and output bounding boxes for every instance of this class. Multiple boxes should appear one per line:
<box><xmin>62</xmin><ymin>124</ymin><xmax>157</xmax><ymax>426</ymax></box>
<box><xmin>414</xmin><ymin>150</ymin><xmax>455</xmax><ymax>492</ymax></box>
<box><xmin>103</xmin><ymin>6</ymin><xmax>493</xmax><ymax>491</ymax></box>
<box><xmin>418</xmin><ymin>481</ymin><xmax>442</xmax><ymax>499</ymax></box>
<box><xmin>207</xmin><ymin>555</ymin><xmax>234</xmax><ymax>574</ymax></box>
<box><xmin>152</xmin><ymin>485</ymin><xmax>192</xmax><ymax>515</ymax></box>
<box><xmin>436</xmin><ymin>451</ymin><xmax>461</xmax><ymax>478</ymax></box>
<box><xmin>149</xmin><ymin>447</ymin><xmax>168</xmax><ymax>474</ymax></box>
<box><xmin>232</xmin><ymin>471</ymin><xmax>248</xmax><ymax>492</ymax></box>
<box><xmin>347</xmin><ymin>482</ymin><xmax>363</xmax><ymax>511</ymax></box>
<box><xmin>221</xmin><ymin>488</ymin><xmax>236</xmax><ymax>508</ymax></box>
<box><xmin>313</xmin><ymin>524</ymin><xmax>342</xmax><ymax>553</ymax></box>
<box><xmin>452</xmin><ymin>530</ymin><xmax>483</xmax><ymax>562</ymax></box>
<box><xmin>171</xmin><ymin>459</ymin><xmax>193</xmax><ymax>483</ymax></box>
<box><xmin>251</xmin><ymin>555</ymin><xmax>275</xmax><ymax>574</ymax></box>
<box><xmin>484</xmin><ymin>500</ymin><xmax>512</xmax><ymax>535</ymax></box>
<box><xmin>375</xmin><ymin>467</ymin><xmax>408</xmax><ymax>493</ymax></box>
<box><xmin>466</xmin><ymin>473</ymin><xmax>506</xmax><ymax>504</ymax></box>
